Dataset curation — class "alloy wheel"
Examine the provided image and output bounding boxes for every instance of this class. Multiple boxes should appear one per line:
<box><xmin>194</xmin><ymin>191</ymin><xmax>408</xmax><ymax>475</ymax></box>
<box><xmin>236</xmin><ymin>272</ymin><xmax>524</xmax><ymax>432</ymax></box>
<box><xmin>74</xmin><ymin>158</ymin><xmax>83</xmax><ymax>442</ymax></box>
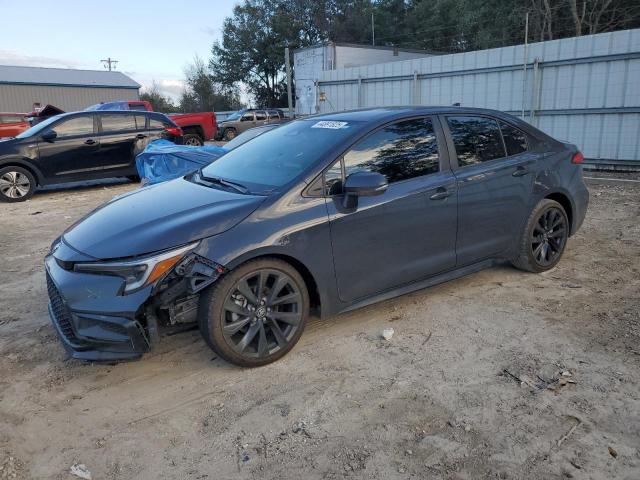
<box><xmin>0</xmin><ymin>171</ymin><xmax>31</xmax><ymax>199</ymax></box>
<box><xmin>184</xmin><ymin>137</ymin><xmax>202</xmax><ymax>146</ymax></box>
<box><xmin>531</xmin><ymin>207</ymin><xmax>567</xmax><ymax>267</ymax></box>
<box><xmin>222</xmin><ymin>269</ymin><xmax>302</xmax><ymax>359</ymax></box>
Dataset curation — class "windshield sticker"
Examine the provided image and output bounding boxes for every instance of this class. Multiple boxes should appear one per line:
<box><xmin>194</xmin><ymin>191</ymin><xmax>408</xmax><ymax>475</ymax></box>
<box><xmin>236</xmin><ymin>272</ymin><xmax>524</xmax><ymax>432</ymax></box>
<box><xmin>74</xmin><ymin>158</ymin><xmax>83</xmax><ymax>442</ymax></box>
<box><xmin>311</xmin><ymin>121</ymin><xmax>349</xmax><ymax>129</ymax></box>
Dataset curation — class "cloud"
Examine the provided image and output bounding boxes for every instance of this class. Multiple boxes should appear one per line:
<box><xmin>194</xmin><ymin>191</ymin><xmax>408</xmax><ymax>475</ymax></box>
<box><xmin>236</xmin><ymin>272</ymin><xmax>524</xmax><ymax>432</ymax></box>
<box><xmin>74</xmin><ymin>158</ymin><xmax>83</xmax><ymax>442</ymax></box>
<box><xmin>139</xmin><ymin>78</ymin><xmax>186</xmax><ymax>101</ymax></box>
<box><xmin>200</xmin><ymin>26</ymin><xmax>219</xmax><ymax>36</ymax></box>
<box><xmin>0</xmin><ymin>49</ymin><xmax>91</xmax><ymax>69</ymax></box>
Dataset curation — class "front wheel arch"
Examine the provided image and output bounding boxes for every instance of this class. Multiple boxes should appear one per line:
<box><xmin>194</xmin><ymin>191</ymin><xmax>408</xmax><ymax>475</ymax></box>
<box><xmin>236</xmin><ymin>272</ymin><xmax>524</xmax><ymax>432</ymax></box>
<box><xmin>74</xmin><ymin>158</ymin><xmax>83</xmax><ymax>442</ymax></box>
<box><xmin>224</xmin><ymin>253</ymin><xmax>321</xmax><ymax>315</ymax></box>
<box><xmin>0</xmin><ymin>159</ymin><xmax>43</xmax><ymax>186</ymax></box>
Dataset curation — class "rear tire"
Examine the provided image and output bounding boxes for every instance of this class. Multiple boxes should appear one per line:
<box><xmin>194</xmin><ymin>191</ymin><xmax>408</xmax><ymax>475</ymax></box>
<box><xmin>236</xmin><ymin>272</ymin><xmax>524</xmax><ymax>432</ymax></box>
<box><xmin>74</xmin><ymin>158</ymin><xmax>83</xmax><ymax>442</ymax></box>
<box><xmin>183</xmin><ymin>134</ymin><xmax>204</xmax><ymax>146</ymax></box>
<box><xmin>223</xmin><ymin>128</ymin><xmax>237</xmax><ymax>141</ymax></box>
<box><xmin>512</xmin><ymin>199</ymin><xmax>569</xmax><ymax>273</ymax></box>
<box><xmin>198</xmin><ymin>258</ymin><xmax>309</xmax><ymax>367</ymax></box>
<box><xmin>0</xmin><ymin>166</ymin><xmax>36</xmax><ymax>202</ymax></box>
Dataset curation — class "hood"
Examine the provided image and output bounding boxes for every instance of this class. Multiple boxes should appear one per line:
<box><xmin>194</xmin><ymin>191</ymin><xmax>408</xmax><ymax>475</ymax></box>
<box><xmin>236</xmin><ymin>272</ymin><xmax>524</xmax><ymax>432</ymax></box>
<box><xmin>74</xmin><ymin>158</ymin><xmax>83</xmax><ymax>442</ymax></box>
<box><xmin>63</xmin><ymin>177</ymin><xmax>265</xmax><ymax>259</ymax></box>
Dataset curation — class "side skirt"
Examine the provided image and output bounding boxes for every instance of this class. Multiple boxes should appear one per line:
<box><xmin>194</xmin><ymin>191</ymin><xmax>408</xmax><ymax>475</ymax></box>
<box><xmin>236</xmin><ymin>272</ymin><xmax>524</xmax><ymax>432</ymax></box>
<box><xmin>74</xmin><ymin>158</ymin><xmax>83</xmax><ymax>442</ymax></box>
<box><xmin>339</xmin><ymin>258</ymin><xmax>500</xmax><ymax>314</ymax></box>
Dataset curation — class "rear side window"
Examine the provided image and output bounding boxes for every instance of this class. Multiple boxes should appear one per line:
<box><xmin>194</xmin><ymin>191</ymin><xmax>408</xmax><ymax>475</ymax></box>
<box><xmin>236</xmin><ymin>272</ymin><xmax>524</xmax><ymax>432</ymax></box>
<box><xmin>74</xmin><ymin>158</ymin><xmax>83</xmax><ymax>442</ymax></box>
<box><xmin>342</xmin><ymin>117</ymin><xmax>440</xmax><ymax>184</ymax></box>
<box><xmin>100</xmin><ymin>114</ymin><xmax>137</xmax><ymax>133</ymax></box>
<box><xmin>149</xmin><ymin>118</ymin><xmax>171</xmax><ymax>129</ymax></box>
<box><xmin>255</xmin><ymin>111</ymin><xmax>267</xmax><ymax>121</ymax></box>
<box><xmin>129</xmin><ymin>103</ymin><xmax>148</xmax><ymax>111</ymax></box>
<box><xmin>268</xmin><ymin>110</ymin><xmax>281</xmax><ymax>119</ymax></box>
<box><xmin>447</xmin><ymin>116</ymin><xmax>506</xmax><ymax>167</ymax></box>
<box><xmin>500</xmin><ymin>121</ymin><xmax>528</xmax><ymax>156</ymax></box>
<box><xmin>53</xmin><ymin>116</ymin><xmax>94</xmax><ymax>138</ymax></box>
<box><xmin>135</xmin><ymin>115</ymin><xmax>147</xmax><ymax>130</ymax></box>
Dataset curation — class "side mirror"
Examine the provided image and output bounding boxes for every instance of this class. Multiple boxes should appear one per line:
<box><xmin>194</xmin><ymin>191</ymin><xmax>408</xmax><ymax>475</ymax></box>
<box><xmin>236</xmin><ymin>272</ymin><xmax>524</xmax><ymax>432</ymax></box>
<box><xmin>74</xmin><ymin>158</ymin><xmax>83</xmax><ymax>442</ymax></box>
<box><xmin>344</xmin><ymin>171</ymin><xmax>388</xmax><ymax>197</ymax></box>
<box><xmin>41</xmin><ymin>130</ymin><xmax>57</xmax><ymax>142</ymax></box>
<box><xmin>342</xmin><ymin>171</ymin><xmax>388</xmax><ymax>209</ymax></box>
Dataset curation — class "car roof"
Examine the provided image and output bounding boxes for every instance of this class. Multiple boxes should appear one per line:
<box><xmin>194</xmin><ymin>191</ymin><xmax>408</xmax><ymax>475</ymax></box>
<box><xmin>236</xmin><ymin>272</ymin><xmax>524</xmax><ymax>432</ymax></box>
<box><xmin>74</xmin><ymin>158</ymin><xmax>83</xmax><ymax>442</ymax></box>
<box><xmin>308</xmin><ymin>106</ymin><xmax>522</xmax><ymax>122</ymax></box>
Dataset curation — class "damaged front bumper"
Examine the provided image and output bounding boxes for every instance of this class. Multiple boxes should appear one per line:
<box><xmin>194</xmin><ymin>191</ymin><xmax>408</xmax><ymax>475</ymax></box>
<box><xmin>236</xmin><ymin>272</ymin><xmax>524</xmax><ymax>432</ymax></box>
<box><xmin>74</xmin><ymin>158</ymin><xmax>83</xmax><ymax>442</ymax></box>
<box><xmin>45</xmin><ymin>244</ymin><xmax>223</xmax><ymax>363</ymax></box>
<box><xmin>45</xmin><ymin>254</ymin><xmax>152</xmax><ymax>362</ymax></box>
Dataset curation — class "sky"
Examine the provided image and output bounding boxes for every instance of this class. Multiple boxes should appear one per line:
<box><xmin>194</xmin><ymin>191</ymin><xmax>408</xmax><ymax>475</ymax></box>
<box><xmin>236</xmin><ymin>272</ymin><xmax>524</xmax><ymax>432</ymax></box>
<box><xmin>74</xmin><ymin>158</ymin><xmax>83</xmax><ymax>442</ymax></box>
<box><xmin>0</xmin><ymin>0</ymin><xmax>239</xmax><ymax>101</ymax></box>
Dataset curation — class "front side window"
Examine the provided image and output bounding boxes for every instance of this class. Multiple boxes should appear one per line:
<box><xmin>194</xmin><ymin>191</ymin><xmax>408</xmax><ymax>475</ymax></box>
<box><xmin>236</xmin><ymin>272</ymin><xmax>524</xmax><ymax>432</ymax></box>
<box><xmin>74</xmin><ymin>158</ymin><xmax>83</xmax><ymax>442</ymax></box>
<box><xmin>53</xmin><ymin>116</ymin><xmax>94</xmax><ymax>138</ymax></box>
<box><xmin>100</xmin><ymin>114</ymin><xmax>137</xmax><ymax>133</ymax></box>
<box><xmin>447</xmin><ymin>116</ymin><xmax>505</xmax><ymax>167</ymax></box>
<box><xmin>500</xmin><ymin>121</ymin><xmax>528</xmax><ymax>156</ymax></box>
<box><xmin>241</xmin><ymin>113</ymin><xmax>254</xmax><ymax>122</ymax></box>
<box><xmin>342</xmin><ymin>117</ymin><xmax>440</xmax><ymax>184</ymax></box>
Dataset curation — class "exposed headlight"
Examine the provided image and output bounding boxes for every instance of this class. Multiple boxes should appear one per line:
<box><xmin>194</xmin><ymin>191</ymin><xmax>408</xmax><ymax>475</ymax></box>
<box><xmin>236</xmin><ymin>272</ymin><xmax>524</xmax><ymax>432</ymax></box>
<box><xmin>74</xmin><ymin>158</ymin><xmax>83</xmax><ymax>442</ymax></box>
<box><xmin>74</xmin><ymin>242</ymin><xmax>198</xmax><ymax>294</ymax></box>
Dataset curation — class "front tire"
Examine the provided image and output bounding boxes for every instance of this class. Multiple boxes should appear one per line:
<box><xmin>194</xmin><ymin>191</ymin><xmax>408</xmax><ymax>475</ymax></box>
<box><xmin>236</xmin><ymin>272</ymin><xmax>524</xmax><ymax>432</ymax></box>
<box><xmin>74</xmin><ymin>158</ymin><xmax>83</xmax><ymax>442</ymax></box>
<box><xmin>0</xmin><ymin>166</ymin><xmax>36</xmax><ymax>202</ymax></box>
<box><xmin>512</xmin><ymin>199</ymin><xmax>569</xmax><ymax>273</ymax></box>
<box><xmin>198</xmin><ymin>258</ymin><xmax>309</xmax><ymax>367</ymax></box>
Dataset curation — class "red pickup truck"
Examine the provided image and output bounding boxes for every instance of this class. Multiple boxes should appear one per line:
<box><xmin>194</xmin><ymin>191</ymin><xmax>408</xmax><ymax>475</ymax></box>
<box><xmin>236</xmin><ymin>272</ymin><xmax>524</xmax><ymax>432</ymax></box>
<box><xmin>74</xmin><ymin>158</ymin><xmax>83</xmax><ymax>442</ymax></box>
<box><xmin>86</xmin><ymin>101</ymin><xmax>217</xmax><ymax>146</ymax></box>
<box><xmin>0</xmin><ymin>113</ymin><xmax>30</xmax><ymax>138</ymax></box>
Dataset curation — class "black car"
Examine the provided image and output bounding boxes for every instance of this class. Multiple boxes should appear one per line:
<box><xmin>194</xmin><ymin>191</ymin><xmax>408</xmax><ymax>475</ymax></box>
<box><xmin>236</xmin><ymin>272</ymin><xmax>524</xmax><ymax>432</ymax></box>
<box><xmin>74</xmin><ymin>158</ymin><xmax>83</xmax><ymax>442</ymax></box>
<box><xmin>45</xmin><ymin>107</ymin><xmax>589</xmax><ymax>366</ymax></box>
<box><xmin>0</xmin><ymin>110</ymin><xmax>182</xmax><ymax>202</ymax></box>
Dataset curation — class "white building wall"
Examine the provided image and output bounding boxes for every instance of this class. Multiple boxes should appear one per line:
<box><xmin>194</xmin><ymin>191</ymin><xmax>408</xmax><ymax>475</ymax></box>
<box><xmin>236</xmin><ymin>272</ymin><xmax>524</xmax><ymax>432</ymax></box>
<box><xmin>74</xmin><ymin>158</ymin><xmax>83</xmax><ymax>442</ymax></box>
<box><xmin>293</xmin><ymin>44</ymin><xmax>435</xmax><ymax>115</ymax></box>
<box><xmin>316</xmin><ymin>28</ymin><xmax>640</xmax><ymax>167</ymax></box>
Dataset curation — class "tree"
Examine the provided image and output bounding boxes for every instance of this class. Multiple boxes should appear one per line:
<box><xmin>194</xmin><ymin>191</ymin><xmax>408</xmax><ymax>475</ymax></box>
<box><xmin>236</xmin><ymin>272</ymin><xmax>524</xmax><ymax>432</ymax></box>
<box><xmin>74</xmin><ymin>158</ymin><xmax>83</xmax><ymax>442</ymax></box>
<box><xmin>210</xmin><ymin>0</ymin><xmax>313</xmax><ymax>107</ymax></box>
<box><xmin>139</xmin><ymin>81</ymin><xmax>179</xmax><ymax>113</ymax></box>
<box><xmin>179</xmin><ymin>56</ymin><xmax>242</xmax><ymax>112</ymax></box>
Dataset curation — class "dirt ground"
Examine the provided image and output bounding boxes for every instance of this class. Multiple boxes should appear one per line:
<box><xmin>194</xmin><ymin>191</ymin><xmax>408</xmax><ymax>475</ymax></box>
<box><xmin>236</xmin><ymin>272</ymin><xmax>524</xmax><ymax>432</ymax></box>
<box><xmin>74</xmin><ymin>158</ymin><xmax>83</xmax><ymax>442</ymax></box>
<box><xmin>1</xmin><ymin>176</ymin><xmax>639</xmax><ymax>480</ymax></box>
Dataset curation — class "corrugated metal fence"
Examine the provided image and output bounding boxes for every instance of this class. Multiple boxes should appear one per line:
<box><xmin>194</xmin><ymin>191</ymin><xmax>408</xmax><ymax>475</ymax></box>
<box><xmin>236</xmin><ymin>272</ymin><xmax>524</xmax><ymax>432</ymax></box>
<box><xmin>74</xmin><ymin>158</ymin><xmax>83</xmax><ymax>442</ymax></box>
<box><xmin>316</xmin><ymin>28</ymin><xmax>640</xmax><ymax>169</ymax></box>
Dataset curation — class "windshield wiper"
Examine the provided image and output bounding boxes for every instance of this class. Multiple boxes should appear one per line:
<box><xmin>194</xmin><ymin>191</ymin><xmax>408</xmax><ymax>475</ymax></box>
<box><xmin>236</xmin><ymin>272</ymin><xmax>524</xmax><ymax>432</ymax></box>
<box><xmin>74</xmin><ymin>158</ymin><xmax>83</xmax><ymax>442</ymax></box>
<box><xmin>197</xmin><ymin>170</ymin><xmax>249</xmax><ymax>194</ymax></box>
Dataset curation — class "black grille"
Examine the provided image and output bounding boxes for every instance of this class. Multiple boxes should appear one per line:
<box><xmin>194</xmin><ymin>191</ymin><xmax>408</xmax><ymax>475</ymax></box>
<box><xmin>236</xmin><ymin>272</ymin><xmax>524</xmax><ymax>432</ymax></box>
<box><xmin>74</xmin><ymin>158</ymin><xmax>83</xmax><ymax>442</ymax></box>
<box><xmin>46</xmin><ymin>272</ymin><xmax>79</xmax><ymax>344</ymax></box>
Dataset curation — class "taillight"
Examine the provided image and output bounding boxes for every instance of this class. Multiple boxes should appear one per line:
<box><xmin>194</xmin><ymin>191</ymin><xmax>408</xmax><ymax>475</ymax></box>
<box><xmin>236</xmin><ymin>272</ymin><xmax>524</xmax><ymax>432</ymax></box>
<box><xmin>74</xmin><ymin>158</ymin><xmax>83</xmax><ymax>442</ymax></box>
<box><xmin>571</xmin><ymin>151</ymin><xmax>584</xmax><ymax>164</ymax></box>
<box><xmin>165</xmin><ymin>126</ymin><xmax>183</xmax><ymax>136</ymax></box>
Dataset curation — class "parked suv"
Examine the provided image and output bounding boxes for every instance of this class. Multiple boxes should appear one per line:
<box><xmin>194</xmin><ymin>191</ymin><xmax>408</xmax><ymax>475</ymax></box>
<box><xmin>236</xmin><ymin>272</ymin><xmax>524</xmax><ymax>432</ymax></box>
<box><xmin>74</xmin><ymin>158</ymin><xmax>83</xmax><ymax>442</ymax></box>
<box><xmin>0</xmin><ymin>110</ymin><xmax>182</xmax><ymax>202</ymax></box>
<box><xmin>216</xmin><ymin>108</ymin><xmax>286</xmax><ymax>140</ymax></box>
<box><xmin>45</xmin><ymin>107</ymin><xmax>588</xmax><ymax>366</ymax></box>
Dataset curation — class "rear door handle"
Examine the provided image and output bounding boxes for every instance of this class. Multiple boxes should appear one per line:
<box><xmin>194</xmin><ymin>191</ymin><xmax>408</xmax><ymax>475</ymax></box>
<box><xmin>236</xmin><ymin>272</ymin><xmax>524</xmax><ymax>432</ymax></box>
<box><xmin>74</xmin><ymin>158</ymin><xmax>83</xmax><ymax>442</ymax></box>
<box><xmin>512</xmin><ymin>166</ymin><xmax>529</xmax><ymax>177</ymax></box>
<box><xmin>84</xmin><ymin>139</ymin><xmax>96</xmax><ymax>145</ymax></box>
<box><xmin>429</xmin><ymin>187</ymin><xmax>452</xmax><ymax>200</ymax></box>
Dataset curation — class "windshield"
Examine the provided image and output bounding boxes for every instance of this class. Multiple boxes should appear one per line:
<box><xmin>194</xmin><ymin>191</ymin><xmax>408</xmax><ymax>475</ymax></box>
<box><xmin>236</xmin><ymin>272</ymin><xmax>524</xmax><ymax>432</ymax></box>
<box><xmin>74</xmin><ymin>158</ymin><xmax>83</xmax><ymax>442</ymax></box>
<box><xmin>224</xmin><ymin>111</ymin><xmax>241</xmax><ymax>121</ymax></box>
<box><xmin>15</xmin><ymin>114</ymin><xmax>64</xmax><ymax>139</ymax></box>
<box><xmin>224</xmin><ymin>125</ymin><xmax>275</xmax><ymax>150</ymax></box>
<box><xmin>200</xmin><ymin>119</ymin><xmax>360</xmax><ymax>193</ymax></box>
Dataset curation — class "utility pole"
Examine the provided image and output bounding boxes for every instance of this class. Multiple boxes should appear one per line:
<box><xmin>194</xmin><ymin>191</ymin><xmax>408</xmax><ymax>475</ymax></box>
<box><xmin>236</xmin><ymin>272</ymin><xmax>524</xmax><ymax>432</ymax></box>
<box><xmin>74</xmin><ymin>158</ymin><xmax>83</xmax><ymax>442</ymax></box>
<box><xmin>521</xmin><ymin>12</ymin><xmax>529</xmax><ymax>119</ymax></box>
<box><xmin>285</xmin><ymin>47</ymin><xmax>294</xmax><ymax>118</ymax></box>
<box><xmin>371</xmin><ymin>12</ymin><xmax>375</xmax><ymax>46</ymax></box>
<box><xmin>101</xmin><ymin>57</ymin><xmax>118</xmax><ymax>71</ymax></box>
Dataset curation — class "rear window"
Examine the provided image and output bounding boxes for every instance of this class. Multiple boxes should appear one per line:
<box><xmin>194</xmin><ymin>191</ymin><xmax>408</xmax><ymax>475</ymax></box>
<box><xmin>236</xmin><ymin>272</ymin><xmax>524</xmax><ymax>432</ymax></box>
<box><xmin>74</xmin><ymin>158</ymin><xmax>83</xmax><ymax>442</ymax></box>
<box><xmin>100</xmin><ymin>114</ymin><xmax>137</xmax><ymax>133</ymax></box>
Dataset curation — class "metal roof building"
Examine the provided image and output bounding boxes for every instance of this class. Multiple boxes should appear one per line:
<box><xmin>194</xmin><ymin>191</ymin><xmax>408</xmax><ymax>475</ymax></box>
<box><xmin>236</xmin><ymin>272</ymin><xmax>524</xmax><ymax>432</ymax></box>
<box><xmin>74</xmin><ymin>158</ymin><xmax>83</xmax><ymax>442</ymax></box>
<box><xmin>0</xmin><ymin>65</ymin><xmax>140</xmax><ymax>112</ymax></box>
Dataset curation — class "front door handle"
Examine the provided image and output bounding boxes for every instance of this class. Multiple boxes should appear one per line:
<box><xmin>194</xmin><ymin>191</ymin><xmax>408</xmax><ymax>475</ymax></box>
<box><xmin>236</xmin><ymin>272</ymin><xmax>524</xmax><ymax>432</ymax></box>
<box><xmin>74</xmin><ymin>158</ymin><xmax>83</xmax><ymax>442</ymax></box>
<box><xmin>512</xmin><ymin>166</ymin><xmax>529</xmax><ymax>177</ymax></box>
<box><xmin>429</xmin><ymin>188</ymin><xmax>452</xmax><ymax>200</ymax></box>
<box><xmin>136</xmin><ymin>134</ymin><xmax>146</xmax><ymax>139</ymax></box>
<box><xmin>84</xmin><ymin>139</ymin><xmax>96</xmax><ymax>145</ymax></box>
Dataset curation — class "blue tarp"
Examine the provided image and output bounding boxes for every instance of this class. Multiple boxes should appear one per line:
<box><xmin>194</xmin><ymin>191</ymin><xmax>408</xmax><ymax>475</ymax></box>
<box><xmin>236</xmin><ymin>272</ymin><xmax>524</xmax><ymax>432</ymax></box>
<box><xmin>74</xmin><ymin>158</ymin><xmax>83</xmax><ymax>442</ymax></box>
<box><xmin>136</xmin><ymin>139</ymin><xmax>227</xmax><ymax>185</ymax></box>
